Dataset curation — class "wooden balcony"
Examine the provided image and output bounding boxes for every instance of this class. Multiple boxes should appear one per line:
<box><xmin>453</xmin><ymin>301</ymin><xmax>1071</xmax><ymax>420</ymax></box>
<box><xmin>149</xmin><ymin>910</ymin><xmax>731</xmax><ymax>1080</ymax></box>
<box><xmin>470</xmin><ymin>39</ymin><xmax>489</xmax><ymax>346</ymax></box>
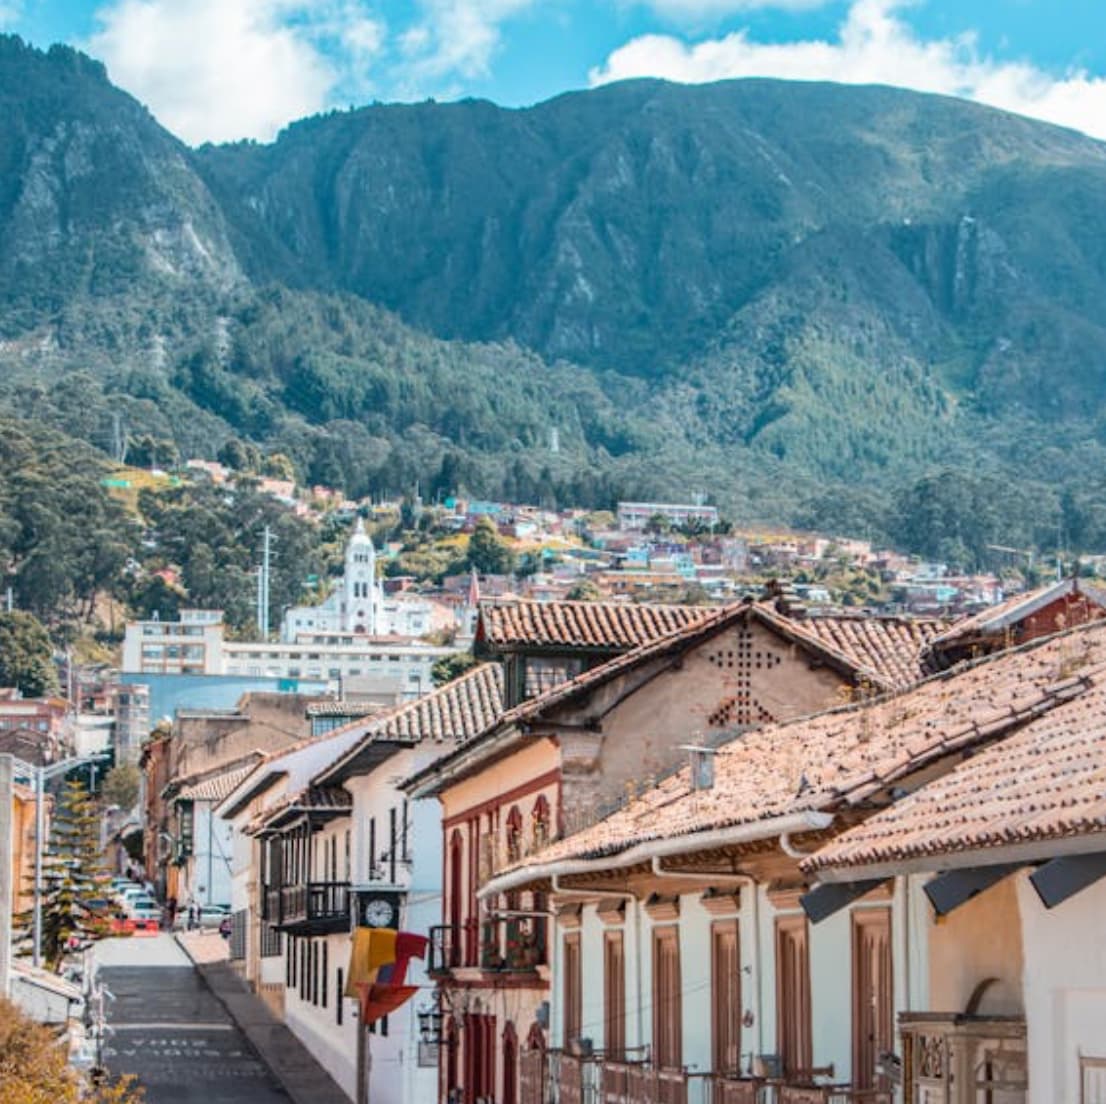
<box><xmin>267</xmin><ymin>880</ymin><xmax>350</xmax><ymax>935</ymax></box>
<box><xmin>900</xmin><ymin>1011</ymin><xmax>1026</xmax><ymax>1104</ymax></box>
<box><xmin>531</xmin><ymin>1056</ymin><xmax>891</xmax><ymax>1104</ymax></box>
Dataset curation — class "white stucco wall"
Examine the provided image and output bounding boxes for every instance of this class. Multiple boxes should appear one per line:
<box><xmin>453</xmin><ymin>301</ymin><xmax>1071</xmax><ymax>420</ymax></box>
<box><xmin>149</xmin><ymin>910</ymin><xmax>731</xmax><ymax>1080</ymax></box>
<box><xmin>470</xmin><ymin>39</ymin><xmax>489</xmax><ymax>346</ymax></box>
<box><xmin>554</xmin><ymin>878</ymin><xmax>928</xmax><ymax>1085</ymax></box>
<box><xmin>1018</xmin><ymin>871</ymin><xmax>1106</xmax><ymax>1103</ymax></box>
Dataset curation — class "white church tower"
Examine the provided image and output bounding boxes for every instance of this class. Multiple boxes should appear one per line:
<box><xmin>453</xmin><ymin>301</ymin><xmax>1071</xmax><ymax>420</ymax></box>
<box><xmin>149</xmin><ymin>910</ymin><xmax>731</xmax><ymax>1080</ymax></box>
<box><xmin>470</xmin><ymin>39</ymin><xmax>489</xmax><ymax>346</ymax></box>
<box><xmin>281</xmin><ymin>515</ymin><xmax>435</xmax><ymax>642</ymax></box>
<box><xmin>341</xmin><ymin>517</ymin><xmax>379</xmax><ymax>635</ymax></box>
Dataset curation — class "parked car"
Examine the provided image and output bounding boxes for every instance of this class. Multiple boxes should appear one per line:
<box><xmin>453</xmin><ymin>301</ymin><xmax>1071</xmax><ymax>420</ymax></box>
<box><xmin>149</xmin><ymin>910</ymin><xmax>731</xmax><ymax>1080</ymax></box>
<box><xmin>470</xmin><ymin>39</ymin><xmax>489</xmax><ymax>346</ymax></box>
<box><xmin>129</xmin><ymin>902</ymin><xmax>162</xmax><ymax>924</ymax></box>
<box><xmin>199</xmin><ymin>905</ymin><xmax>230</xmax><ymax>930</ymax></box>
<box><xmin>125</xmin><ymin>895</ymin><xmax>158</xmax><ymax>916</ymax></box>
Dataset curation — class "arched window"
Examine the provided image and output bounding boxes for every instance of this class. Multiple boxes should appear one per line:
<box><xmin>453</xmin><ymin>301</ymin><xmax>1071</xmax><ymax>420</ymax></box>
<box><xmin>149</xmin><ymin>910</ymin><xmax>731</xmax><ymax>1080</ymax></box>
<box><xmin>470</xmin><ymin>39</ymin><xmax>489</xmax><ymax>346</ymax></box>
<box><xmin>531</xmin><ymin>795</ymin><xmax>551</xmax><ymax>852</ymax></box>
<box><xmin>506</xmin><ymin>805</ymin><xmax>523</xmax><ymax>864</ymax></box>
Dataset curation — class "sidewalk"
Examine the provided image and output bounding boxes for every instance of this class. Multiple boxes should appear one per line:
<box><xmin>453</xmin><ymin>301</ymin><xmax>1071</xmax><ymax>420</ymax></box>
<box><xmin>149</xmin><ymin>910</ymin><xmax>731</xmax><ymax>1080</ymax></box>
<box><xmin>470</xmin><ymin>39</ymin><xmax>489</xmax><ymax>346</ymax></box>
<box><xmin>176</xmin><ymin>933</ymin><xmax>350</xmax><ymax>1104</ymax></box>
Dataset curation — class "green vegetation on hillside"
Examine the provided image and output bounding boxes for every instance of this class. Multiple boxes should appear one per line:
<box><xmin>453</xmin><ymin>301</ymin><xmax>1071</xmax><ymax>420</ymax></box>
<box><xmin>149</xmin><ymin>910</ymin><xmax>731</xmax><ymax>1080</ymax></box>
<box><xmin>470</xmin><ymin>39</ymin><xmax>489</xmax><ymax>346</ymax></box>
<box><xmin>3</xmin><ymin>35</ymin><xmax>1106</xmax><ymax>563</ymax></box>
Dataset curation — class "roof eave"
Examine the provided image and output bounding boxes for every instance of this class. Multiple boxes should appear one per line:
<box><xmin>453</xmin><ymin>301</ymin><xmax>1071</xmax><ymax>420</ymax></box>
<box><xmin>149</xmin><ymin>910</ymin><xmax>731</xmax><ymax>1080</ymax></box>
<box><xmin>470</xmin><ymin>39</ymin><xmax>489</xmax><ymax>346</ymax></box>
<box><xmin>806</xmin><ymin>829</ymin><xmax>1106</xmax><ymax>884</ymax></box>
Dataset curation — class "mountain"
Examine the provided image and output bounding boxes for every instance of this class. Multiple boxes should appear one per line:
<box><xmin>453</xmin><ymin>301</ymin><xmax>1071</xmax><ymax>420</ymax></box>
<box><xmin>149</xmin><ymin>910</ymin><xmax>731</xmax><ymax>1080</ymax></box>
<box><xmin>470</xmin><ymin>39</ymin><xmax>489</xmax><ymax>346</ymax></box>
<box><xmin>3</xmin><ymin>34</ymin><xmax>1106</xmax><ymax>562</ymax></box>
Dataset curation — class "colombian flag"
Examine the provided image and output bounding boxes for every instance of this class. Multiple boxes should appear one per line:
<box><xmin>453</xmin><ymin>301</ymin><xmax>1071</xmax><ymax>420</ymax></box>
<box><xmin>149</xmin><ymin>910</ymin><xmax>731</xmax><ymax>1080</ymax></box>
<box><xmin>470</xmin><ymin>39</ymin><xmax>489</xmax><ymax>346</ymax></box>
<box><xmin>345</xmin><ymin>928</ymin><xmax>428</xmax><ymax>1024</ymax></box>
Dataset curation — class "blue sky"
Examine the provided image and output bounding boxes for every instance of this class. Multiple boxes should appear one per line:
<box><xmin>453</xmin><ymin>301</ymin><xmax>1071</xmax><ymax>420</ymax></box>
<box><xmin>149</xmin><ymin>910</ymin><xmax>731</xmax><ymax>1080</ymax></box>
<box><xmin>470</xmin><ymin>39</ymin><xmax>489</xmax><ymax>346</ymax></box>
<box><xmin>3</xmin><ymin>0</ymin><xmax>1106</xmax><ymax>145</ymax></box>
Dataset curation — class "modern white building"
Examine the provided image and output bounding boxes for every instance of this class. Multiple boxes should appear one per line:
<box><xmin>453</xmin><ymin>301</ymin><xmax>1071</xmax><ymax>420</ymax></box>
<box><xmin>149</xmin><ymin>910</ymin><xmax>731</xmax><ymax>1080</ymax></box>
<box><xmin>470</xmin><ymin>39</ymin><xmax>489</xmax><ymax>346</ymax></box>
<box><xmin>281</xmin><ymin>519</ymin><xmax>436</xmax><ymax>641</ymax></box>
<box><xmin>122</xmin><ymin>609</ymin><xmax>455</xmax><ymax>701</ymax></box>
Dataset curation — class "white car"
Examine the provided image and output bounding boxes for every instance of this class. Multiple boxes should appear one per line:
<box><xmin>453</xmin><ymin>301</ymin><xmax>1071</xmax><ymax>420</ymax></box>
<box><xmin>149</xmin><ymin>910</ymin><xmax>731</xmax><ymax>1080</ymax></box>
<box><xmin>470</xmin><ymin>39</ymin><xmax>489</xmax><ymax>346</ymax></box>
<box><xmin>129</xmin><ymin>903</ymin><xmax>162</xmax><ymax>924</ymax></box>
<box><xmin>198</xmin><ymin>905</ymin><xmax>230</xmax><ymax>930</ymax></box>
<box><xmin>125</xmin><ymin>895</ymin><xmax>158</xmax><ymax>916</ymax></box>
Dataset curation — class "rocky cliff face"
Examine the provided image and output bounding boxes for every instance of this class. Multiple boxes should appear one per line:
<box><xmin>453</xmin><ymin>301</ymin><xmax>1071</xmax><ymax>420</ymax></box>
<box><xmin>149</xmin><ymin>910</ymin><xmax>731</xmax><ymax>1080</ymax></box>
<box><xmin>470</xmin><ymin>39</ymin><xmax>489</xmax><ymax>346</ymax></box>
<box><xmin>0</xmin><ymin>37</ymin><xmax>239</xmax><ymax>327</ymax></box>
<box><xmin>4</xmin><ymin>35</ymin><xmax>1106</xmax><ymax>522</ymax></box>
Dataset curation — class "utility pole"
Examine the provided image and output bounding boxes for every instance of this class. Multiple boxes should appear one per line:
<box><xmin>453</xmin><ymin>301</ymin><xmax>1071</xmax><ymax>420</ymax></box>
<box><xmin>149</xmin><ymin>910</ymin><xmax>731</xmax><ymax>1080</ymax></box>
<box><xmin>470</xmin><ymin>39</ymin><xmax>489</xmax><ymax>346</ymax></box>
<box><xmin>111</xmin><ymin>412</ymin><xmax>127</xmax><ymax>465</ymax></box>
<box><xmin>0</xmin><ymin>755</ymin><xmax>13</xmax><ymax>998</ymax></box>
<box><xmin>260</xmin><ymin>526</ymin><xmax>273</xmax><ymax>638</ymax></box>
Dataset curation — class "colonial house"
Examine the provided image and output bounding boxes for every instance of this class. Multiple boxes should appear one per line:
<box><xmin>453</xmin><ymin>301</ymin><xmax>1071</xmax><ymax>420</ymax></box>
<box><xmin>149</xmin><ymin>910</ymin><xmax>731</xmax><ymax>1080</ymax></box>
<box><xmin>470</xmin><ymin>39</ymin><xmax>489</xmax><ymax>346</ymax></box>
<box><xmin>220</xmin><ymin>664</ymin><xmax>503</xmax><ymax>1104</ymax></box>
<box><xmin>163</xmin><ymin>758</ymin><xmax>258</xmax><ymax>909</ymax></box>
<box><xmin>923</xmin><ymin>575</ymin><xmax>1106</xmax><ymax>669</ymax></box>
<box><xmin>801</xmin><ymin>638</ymin><xmax>1106</xmax><ymax>1104</ymax></box>
<box><xmin>406</xmin><ymin>599</ymin><xmax>943</xmax><ymax>1104</ymax></box>
<box><xmin>216</xmin><ymin>723</ymin><xmax>369</xmax><ymax>1012</ymax></box>
<box><xmin>140</xmin><ymin>692</ymin><xmax>316</xmax><ymax>898</ymax></box>
<box><xmin>481</xmin><ymin>617</ymin><xmax>1106</xmax><ymax>1104</ymax></box>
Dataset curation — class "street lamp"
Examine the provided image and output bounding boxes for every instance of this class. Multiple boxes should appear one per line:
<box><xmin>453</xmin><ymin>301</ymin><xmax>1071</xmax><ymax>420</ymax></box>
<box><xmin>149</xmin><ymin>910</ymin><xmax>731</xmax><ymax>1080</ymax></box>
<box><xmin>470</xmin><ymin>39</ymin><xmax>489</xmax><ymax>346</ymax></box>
<box><xmin>11</xmin><ymin>751</ymin><xmax>112</xmax><ymax>968</ymax></box>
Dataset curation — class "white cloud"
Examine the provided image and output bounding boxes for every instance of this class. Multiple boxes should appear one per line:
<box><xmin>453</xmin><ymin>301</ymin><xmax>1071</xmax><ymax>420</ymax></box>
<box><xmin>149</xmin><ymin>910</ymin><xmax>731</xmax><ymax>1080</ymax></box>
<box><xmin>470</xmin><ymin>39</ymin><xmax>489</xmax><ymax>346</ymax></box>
<box><xmin>590</xmin><ymin>0</ymin><xmax>1106</xmax><ymax>141</ymax></box>
<box><xmin>635</xmin><ymin>0</ymin><xmax>830</xmax><ymax>21</ymax></box>
<box><xmin>0</xmin><ymin>0</ymin><xmax>22</xmax><ymax>29</ymax></box>
<box><xmin>399</xmin><ymin>0</ymin><xmax>535</xmax><ymax>83</ymax></box>
<box><xmin>85</xmin><ymin>0</ymin><xmax>385</xmax><ymax>145</ymax></box>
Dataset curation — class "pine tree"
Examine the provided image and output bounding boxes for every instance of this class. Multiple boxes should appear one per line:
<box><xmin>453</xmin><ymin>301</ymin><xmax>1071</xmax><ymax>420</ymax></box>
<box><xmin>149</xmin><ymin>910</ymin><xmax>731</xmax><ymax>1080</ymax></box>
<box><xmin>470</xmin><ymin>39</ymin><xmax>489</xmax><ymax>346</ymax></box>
<box><xmin>19</xmin><ymin>779</ymin><xmax>114</xmax><ymax>971</ymax></box>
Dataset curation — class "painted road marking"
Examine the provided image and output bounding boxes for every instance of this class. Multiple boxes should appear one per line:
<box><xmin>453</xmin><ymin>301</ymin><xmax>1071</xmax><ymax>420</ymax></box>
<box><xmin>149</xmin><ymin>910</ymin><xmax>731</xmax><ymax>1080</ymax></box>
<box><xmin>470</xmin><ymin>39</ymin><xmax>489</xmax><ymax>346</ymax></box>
<box><xmin>111</xmin><ymin>1023</ymin><xmax>234</xmax><ymax>1030</ymax></box>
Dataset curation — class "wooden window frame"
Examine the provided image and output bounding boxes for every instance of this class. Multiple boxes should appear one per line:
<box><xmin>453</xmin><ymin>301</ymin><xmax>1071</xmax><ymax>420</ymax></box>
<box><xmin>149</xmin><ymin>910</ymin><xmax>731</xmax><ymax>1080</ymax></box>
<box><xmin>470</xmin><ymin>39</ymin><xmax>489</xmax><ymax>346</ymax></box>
<box><xmin>604</xmin><ymin>929</ymin><xmax>626</xmax><ymax>1058</ymax></box>
<box><xmin>563</xmin><ymin>931</ymin><xmax>582</xmax><ymax>1046</ymax></box>
<box><xmin>775</xmin><ymin>915</ymin><xmax>812</xmax><ymax>1077</ymax></box>
<box><xmin>851</xmin><ymin>908</ymin><xmax>892</xmax><ymax>1091</ymax></box>
<box><xmin>652</xmin><ymin>925</ymin><xmax>682</xmax><ymax>1070</ymax></box>
<box><xmin>711</xmin><ymin>919</ymin><xmax>741</xmax><ymax>1076</ymax></box>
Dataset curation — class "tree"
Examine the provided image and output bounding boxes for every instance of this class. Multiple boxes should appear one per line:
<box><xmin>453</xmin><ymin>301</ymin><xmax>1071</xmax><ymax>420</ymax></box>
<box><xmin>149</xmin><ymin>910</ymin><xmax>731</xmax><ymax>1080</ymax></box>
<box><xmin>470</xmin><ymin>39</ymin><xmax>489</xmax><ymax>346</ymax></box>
<box><xmin>431</xmin><ymin>651</ymin><xmax>479</xmax><ymax>687</ymax></box>
<box><xmin>566</xmin><ymin>578</ymin><xmax>602</xmax><ymax>602</ymax></box>
<box><xmin>21</xmin><ymin>780</ymin><xmax>114</xmax><ymax>971</ymax></box>
<box><xmin>0</xmin><ymin>996</ymin><xmax>142</xmax><ymax>1103</ymax></box>
<box><xmin>262</xmin><ymin>452</ymin><xmax>296</xmax><ymax>481</ymax></box>
<box><xmin>102</xmin><ymin>764</ymin><xmax>141</xmax><ymax>813</ymax></box>
<box><xmin>466</xmin><ymin>517</ymin><xmax>515</xmax><ymax>575</ymax></box>
<box><xmin>0</xmin><ymin>611</ymin><xmax>58</xmax><ymax>697</ymax></box>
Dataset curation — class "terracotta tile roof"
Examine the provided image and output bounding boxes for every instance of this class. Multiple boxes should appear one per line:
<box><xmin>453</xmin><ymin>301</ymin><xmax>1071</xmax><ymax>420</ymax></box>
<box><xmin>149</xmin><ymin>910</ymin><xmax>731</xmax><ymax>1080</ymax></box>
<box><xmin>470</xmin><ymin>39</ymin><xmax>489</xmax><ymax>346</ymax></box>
<box><xmin>406</xmin><ymin>602</ymin><xmax>906</xmax><ymax>798</ymax></box>
<box><xmin>799</xmin><ymin>615</ymin><xmax>948</xmax><ymax>691</ymax></box>
<box><xmin>477</xmin><ymin>599</ymin><xmax>719</xmax><ymax>652</ymax></box>
<box><xmin>500</xmin><ymin>602</ymin><xmax>900</xmax><ymax>729</ymax></box>
<box><xmin>177</xmin><ymin>763</ymin><xmax>258</xmax><ymax>803</ymax></box>
<box><xmin>513</xmin><ymin>621</ymin><xmax>1106</xmax><ymax>869</ymax></box>
<box><xmin>314</xmin><ymin>662</ymin><xmax>504</xmax><ymax>786</ymax></box>
<box><xmin>803</xmin><ymin>673</ymin><xmax>1106</xmax><ymax>874</ymax></box>
<box><xmin>927</xmin><ymin>578</ymin><xmax>1106</xmax><ymax>652</ymax></box>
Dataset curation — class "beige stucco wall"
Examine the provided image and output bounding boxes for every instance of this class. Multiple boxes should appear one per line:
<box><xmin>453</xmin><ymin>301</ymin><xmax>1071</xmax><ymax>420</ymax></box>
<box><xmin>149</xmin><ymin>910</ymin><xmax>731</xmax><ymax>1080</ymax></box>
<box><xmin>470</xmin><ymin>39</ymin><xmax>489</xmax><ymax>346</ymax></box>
<box><xmin>440</xmin><ymin>738</ymin><xmax>558</xmax><ymax>824</ymax></box>
<box><xmin>928</xmin><ymin>875</ymin><xmax>1024</xmax><ymax>1015</ymax></box>
<box><xmin>559</xmin><ymin>620</ymin><xmax>849</xmax><ymax>830</ymax></box>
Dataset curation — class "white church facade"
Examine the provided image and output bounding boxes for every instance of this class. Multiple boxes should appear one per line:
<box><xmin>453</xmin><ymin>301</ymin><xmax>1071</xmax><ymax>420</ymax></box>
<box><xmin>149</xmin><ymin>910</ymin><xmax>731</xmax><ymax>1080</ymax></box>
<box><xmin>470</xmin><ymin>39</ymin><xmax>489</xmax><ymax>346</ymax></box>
<box><xmin>281</xmin><ymin>519</ymin><xmax>435</xmax><ymax>642</ymax></box>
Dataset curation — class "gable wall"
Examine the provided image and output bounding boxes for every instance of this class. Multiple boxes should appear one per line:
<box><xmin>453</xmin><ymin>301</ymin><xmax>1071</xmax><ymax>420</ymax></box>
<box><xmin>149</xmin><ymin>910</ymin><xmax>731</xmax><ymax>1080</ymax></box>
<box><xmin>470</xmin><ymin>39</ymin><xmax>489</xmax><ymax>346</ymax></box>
<box><xmin>558</xmin><ymin>619</ymin><xmax>849</xmax><ymax>832</ymax></box>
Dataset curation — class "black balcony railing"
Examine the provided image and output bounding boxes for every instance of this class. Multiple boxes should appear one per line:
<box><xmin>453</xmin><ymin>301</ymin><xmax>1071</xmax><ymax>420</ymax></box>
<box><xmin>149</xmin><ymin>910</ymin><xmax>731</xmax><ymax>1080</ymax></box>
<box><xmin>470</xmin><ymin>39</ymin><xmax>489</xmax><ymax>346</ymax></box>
<box><xmin>265</xmin><ymin>880</ymin><xmax>350</xmax><ymax>934</ymax></box>
<box><xmin>429</xmin><ymin>914</ymin><xmax>547</xmax><ymax>975</ymax></box>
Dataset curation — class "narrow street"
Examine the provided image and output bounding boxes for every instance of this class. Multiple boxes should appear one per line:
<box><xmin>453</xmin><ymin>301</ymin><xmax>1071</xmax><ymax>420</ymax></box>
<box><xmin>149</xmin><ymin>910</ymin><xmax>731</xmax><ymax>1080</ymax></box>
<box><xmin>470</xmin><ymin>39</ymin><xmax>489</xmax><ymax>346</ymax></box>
<box><xmin>95</xmin><ymin>936</ymin><xmax>288</xmax><ymax>1104</ymax></box>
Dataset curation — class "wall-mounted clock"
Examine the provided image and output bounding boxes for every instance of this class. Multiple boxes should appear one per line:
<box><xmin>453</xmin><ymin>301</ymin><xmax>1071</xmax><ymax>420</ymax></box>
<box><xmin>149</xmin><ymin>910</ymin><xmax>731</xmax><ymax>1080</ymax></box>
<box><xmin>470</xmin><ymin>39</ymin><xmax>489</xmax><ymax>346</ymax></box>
<box><xmin>354</xmin><ymin>890</ymin><xmax>403</xmax><ymax>929</ymax></box>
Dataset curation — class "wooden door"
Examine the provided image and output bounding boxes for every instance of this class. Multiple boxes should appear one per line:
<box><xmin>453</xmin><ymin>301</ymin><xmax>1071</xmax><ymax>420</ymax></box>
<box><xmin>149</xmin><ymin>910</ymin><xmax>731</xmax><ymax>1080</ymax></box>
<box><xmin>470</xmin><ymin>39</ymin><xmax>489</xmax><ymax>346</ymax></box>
<box><xmin>563</xmin><ymin>932</ymin><xmax>582</xmax><ymax>1045</ymax></box>
<box><xmin>604</xmin><ymin>930</ymin><xmax>626</xmax><ymax>1058</ymax></box>
<box><xmin>852</xmin><ymin>909</ymin><xmax>892</xmax><ymax>1091</ymax></box>
<box><xmin>775</xmin><ymin>916</ymin><xmax>812</xmax><ymax>1077</ymax></box>
<box><xmin>712</xmin><ymin>920</ymin><xmax>741</xmax><ymax>1075</ymax></box>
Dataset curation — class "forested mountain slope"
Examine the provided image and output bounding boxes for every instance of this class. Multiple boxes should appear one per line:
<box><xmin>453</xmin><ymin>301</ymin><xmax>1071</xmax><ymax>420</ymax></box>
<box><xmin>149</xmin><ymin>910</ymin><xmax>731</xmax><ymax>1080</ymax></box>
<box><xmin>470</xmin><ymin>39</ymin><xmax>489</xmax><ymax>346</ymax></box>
<box><xmin>4</xmin><ymin>35</ymin><xmax>1106</xmax><ymax>561</ymax></box>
